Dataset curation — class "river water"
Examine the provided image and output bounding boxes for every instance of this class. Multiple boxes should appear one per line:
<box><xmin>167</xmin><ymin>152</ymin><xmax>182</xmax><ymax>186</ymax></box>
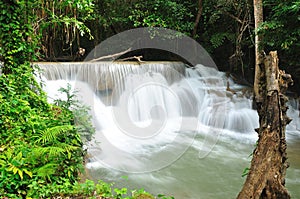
<box><xmin>41</xmin><ymin>62</ymin><xmax>300</xmax><ymax>198</ymax></box>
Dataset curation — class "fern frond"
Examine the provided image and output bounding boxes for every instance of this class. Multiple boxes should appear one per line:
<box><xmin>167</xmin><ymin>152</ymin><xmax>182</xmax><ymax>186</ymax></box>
<box><xmin>36</xmin><ymin>125</ymin><xmax>73</xmax><ymax>144</ymax></box>
<box><xmin>34</xmin><ymin>163</ymin><xmax>58</xmax><ymax>177</ymax></box>
<box><xmin>43</xmin><ymin>146</ymin><xmax>66</xmax><ymax>157</ymax></box>
<box><xmin>32</xmin><ymin>144</ymin><xmax>78</xmax><ymax>158</ymax></box>
<box><xmin>56</xmin><ymin>142</ymin><xmax>79</xmax><ymax>152</ymax></box>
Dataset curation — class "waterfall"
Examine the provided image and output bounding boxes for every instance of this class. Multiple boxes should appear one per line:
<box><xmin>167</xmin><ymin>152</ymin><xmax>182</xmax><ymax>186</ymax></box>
<box><xmin>41</xmin><ymin>62</ymin><xmax>262</xmax><ymax>137</ymax></box>
<box><xmin>41</xmin><ymin>62</ymin><xmax>259</xmax><ymax>132</ymax></box>
<box><xmin>40</xmin><ymin>61</ymin><xmax>300</xmax><ymax>143</ymax></box>
<box><xmin>41</xmin><ymin>61</ymin><xmax>262</xmax><ymax>168</ymax></box>
<box><xmin>40</xmin><ymin>61</ymin><xmax>300</xmax><ymax>198</ymax></box>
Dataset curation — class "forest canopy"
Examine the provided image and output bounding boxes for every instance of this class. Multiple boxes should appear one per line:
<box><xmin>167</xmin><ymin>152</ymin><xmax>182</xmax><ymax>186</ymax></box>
<box><xmin>0</xmin><ymin>0</ymin><xmax>298</xmax><ymax>83</ymax></box>
<box><xmin>9</xmin><ymin>0</ymin><xmax>296</xmax><ymax>89</ymax></box>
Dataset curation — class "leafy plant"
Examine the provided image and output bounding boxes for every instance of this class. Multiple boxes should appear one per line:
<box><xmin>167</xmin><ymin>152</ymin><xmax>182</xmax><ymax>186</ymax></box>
<box><xmin>114</xmin><ymin>187</ymin><xmax>128</xmax><ymax>198</ymax></box>
<box><xmin>0</xmin><ymin>1</ymin><xmax>94</xmax><ymax>197</ymax></box>
<box><xmin>132</xmin><ymin>189</ymin><xmax>156</xmax><ymax>199</ymax></box>
<box><xmin>260</xmin><ymin>0</ymin><xmax>300</xmax><ymax>71</ymax></box>
<box><xmin>73</xmin><ymin>179</ymin><xmax>96</xmax><ymax>196</ymax></box>
<box><xmin>95</xmin><ymin>180</ymin><xmax>114</xmax><ymax>198</ymax></box>
<box><xmin>54</xmin><ymin>83</ymin><xmax>95</xmax><ymax>142</ymax></box>
<box><xmin>242</xmin><ymin>167</ymin><xmax>250</xmax><ymax>177</ymax></box>
<box><xmin>34</xmin><ymin>0</ymin><xmax>94</xmax><ymax>59</ymax></box>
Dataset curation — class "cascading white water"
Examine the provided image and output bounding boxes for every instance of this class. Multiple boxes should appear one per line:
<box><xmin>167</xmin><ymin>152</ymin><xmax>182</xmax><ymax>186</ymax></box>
<box><xmin>41</xmin><ymin>62</ymin><xmax>300</xmax><ymax>198</ymax></box>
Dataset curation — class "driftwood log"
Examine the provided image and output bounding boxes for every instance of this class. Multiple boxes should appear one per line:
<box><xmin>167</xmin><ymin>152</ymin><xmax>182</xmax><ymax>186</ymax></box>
<box><xmin>237</xmin><ymin>51</ymin><xmax>292</xmax><ymax>199</ymax></box>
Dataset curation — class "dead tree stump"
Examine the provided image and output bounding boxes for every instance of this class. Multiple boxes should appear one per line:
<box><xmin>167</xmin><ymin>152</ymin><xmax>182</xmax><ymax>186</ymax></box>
<box><xmin>237</xmin><ymin>51</ymin><xmax>293</xmax><ymax>199</ymax></box>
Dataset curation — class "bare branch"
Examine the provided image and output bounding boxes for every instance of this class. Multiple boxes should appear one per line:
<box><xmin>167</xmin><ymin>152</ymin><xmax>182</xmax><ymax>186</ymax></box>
<box><xmin>116</xmin><ymin>55</ymin><xmax>144</xmax><ymax>63</ymax></box>
<box><xmin>90</xmin><ymin>48</ymin><xmax>132</xmax><ymax>62</ymax></box>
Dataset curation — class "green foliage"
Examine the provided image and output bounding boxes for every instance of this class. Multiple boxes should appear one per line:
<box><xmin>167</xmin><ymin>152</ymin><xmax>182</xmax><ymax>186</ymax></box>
<box><xmin>114</xmin><ymin>187</ymin><xmax>129</xmax><ymax>198</ymax></box>
<box><xmin>201</xmin><ymin>0</ymin><xmax>252</xmax><ymax>51</ymax></box>
<box><xmin>128</xmin><ymin>0</ymin><xmax>194</xmax><ymax>35</ymax></box>
<box><xmin>36</xmin><ymin>125</ymin><xmax>74</xmax><ymax>144</ymax></box>
<box><xmin>2</xmin><ymin>0</ymin><xmax>296</xmax><ymax>84</ymax></box>
<box><xmin>93</xmin><ymin>0</ymin><xmax>133</xmax><ymax>31</ymax></box>
<box><xmin>260</xmin><ymin>1</ymin><xmax>300</xmax><ymax>69</ymax></box>
<box><xmin>133</xmin><ymin>189</ymin><xmax>156</xmax><ymax>199</ymax></box>
<box><xmin>42</xmin><ymin>179</ymin><xmax>169</xmax><ymax>199</ymax></box>
<box><xmin>242</xmin><ymin>167</ymin><xmax>250</xmax><ymax>177</ymax></box>
<box><xmin>73</xmin><ymin>179</ymin><xmax>96</xmax><ymax>196</ymax></box>
<box><xmin>0</xmin><ymin>1</ymin><xmax>38</xmax><ymax>73</ymax></box>
<box><xmin>95</xmin><ymin>179</ymin><xmax>114</xmax><ymax>198</ymax></box>
<box><xmin>0</xmin><ymin>80</ymin><xmax>94</xmax><ymax>198</ymax></box>
<box><xmin>0</xmin><ymin>1</ymin><xmax>94</xmax><ymax>197</ymax></box>
<box><xmin>54</xmin><ymin>83</ymin><xmax>95</xmax><ymax>142</ymax></box>
<box><xmin>34</xmin><ymin>0</ymin><xmax>94</xmax><ymax>58</ymax></box>
<box><xmin>0</xmin><ymin>80</ymin><xmax>89</xmax><ymax>198</ymax></box>
<box><xmin>210</xmin><ymin>32</ymin><xmax>235</xmax><ymax>49</ymax></box>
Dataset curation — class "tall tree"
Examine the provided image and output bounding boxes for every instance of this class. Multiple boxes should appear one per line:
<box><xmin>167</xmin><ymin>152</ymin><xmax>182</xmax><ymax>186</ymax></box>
<box><xmin>253</xmin><ymin>0</ymin><xmax>263</xmax><ymax>103</ymax></box>
<box><xmin>192</xmin><ymin>0</ymin><xmax>203</xmax><ymax>38</ymax></box>
<box><xmin>237</xmin><ymin>0</ymin><xmax>292</xmax><ymax>198</ymax></box>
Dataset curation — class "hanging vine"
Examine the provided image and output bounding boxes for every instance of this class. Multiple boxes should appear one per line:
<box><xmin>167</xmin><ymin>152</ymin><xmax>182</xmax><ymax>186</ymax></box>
<box><xmin>32</xmin><ymin>0</ymin><xmax>94</xmax><ymax>60</ymax></box>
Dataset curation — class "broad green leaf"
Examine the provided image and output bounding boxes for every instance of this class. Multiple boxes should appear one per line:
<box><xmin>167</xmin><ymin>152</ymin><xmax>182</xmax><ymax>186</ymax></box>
<box><xmin>23</xmin><ymin>169</ymin><xmax>33</xmax><ymax>178</ymax></box>
<box><xmin>13</xmin><ymin>167</ymin><xmax>18</xmax><ymax>175</ymax></box>
<box><xmin>18</xmin><ymin>169</ymin><xmax>23</xmax><ymax>180</ymax></box>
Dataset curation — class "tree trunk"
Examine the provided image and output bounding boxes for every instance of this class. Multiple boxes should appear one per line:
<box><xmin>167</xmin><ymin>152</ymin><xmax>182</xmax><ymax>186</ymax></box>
<box><xmin>238</xmin><ymin>1</ymin><xmax>292</xmax><ymax>197</ymax></box>
<box><xmin>192</xmin><ymin>0</ymin><xmax>203</xmax><ymax>38</ymax></box>
<box><xmin>253</xmin><ymin>0</ymin><xmax>264</xmax><ymax>103</ymax></box>
<box><xmin>237</xmin><ymin>51</ymin><xmax>292</xmax><ymax>199</ymax></box>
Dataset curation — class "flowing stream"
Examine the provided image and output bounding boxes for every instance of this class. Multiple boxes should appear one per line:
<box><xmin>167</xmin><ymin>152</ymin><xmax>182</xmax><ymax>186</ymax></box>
<box><xmin>41</xmin><ymin>62</ymin><xmax>300</xmax><ymax>198</ymax></box>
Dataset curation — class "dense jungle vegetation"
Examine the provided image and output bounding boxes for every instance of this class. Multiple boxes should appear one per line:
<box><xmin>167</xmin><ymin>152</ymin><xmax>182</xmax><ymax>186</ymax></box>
<box><xmin>1</xmin><ymin>0</ymin><xmax>299</xmax><ymax>90</ymax></box>
<box><xmin>0</xmin><ymin>0</ymin><xmax>299</xmax><ymax>198</ymax></box>
<box><xmin>2</xmin><ymin>0</ymin><xmax>296</xmax><ymax>91</ymax></box>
